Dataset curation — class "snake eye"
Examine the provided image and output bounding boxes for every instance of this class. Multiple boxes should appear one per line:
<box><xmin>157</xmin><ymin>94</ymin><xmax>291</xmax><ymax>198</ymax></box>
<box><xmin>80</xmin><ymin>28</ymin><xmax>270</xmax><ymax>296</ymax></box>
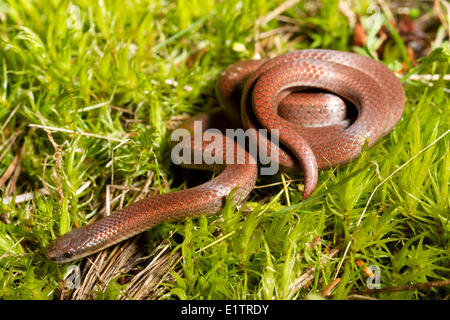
<box><xmin>63</xmin><ymin>250</ymin><xmax>74</xmax><ymax>260</ymax></box>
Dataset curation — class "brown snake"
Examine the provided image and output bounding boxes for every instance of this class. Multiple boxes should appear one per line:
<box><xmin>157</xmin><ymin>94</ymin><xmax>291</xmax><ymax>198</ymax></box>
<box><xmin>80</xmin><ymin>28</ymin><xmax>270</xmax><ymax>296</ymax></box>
<box><xmin>46</xmin><ymin>49</ymin><xmax>404</xmax><ymax>263</ymax></box>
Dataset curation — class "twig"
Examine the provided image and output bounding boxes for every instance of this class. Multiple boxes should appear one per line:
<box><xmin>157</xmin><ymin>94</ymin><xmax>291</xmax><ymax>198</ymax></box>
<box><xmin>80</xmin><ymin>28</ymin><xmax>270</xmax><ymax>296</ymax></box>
<box><xmin>1</xmin><ymin>103</ymin><xmax>21</xmax><ymax>130</ymax></box>
<box><xmin>360</xmin><ymin>279</ymin><xmax>450</xmax><ymax>295</ymax></box>
<box><xmin>0</xmin><ymin>129</ymin><xmax>22</xmax><ymax>162</ymax></box>
<box><xmin>321</xmin><ymin>277</ymin><xmax>341</xmax><ymax>297</ymax></box>
<box><xmin>5</xmin><ymin>145</ymin><xmax>24</xmax><ymax>196</ymax></box>
<box><xmin>258</xmin><ymin>25</ymin><xmax>300</xmax><ymax>40</ymax></box>
<box><xmin>253</xmin><ymin>0</ymin><xmax>301</xmax><ymax>56</ymax></box>
<box><xmin>0</xmin><ymin>154</ymin><xmax>19</xmax><ymax>187</ymax></box>
<box><xmin>255</xmin><ymin>0</ymin><xmax>301</xmax><ymax>26</ymax></box>
<box><xmin>110</xmin><ymin>105</ymin><xmax>135</xmax><ymax>115</ymax></box>
<box><xmin>37</xmin><ymin>112</ymin><xmax>64</xmax><ymax>201</ymax></box>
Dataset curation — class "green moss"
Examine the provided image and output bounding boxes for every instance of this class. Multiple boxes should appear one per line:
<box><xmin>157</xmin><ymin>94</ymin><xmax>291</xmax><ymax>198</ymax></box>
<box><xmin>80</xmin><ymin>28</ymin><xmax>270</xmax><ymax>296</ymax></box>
<box><xmin>0</xmin><ymin>0</ymin><xmax>448</xmax><ymax>300</ymax></box>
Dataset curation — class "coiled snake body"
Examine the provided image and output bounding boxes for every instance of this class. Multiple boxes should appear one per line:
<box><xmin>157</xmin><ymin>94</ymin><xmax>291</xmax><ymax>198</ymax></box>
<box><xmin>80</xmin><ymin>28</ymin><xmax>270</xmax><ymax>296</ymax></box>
<box><xmin>46</xmin><ymin>50</ymin><xmax>404</xmax><ymax>263</ymax></box>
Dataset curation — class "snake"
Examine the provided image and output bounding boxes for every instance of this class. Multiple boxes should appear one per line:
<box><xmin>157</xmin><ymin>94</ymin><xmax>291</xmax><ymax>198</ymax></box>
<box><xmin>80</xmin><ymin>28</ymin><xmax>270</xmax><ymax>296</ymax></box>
<box><xmin>45</xmin><ymin>49</ymin><xmax>405</xmax><ymax>263</ymax></box>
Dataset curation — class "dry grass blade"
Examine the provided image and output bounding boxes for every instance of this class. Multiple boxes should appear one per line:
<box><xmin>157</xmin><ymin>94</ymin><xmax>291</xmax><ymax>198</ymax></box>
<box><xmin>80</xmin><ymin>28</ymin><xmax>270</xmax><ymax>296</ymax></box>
<box><xmin>2</xmin><ymin>187</ymin><xmax>49</xmax><ymax>205</ymax></box>
<box><xmin>0</xmin><ymin>154</ymin><xmax>19</xmax><ymax>187</ymax></box>
<box><xmin>120</xmin><ymin>242</ymin><xmax>181</xmax><ymax>300</ymax></box>
<box><xmin>1</xmin><ymin>103</ymin><xmax>21</xmax><ymax>130</ymax></box>
<box><xmin>255</xmin><ymin>0</ymin><xmax>301</xmax><ymax>26</ymax></box>
<box><xmin>68</xmin><ymin>236</ymin><xmax>147</xmax><ymax>299</ymax></box>
<box><xmin>434</xmin><ymin>0</ymin><xmax>450</xmax><ymax>38</ymax></box>
<box><xmin>65</xmin><ymin>236</ymin><xmax>180</xmax><ymax>300</ymax></box>
<box><xmin>321</xmin><ymin>277</ymin><xmax>341</xmax><ymax>297</ymax></box>
<box><xmin>293</xmin><ymin>248</ymin><xmax>340</xmax><ymax>293</ymax></box>
<box><xmin>28</xmin><ymin>124</ymin><xmax>129</xmax><ymax>143</ymax></box>
<box><xmin>64</xmin><ymin>173</ymin><xmax>175</xmax><ymax>300</ymax></box>
<box><xmin>4</xmin><ymin>145</ymin><xmax>24</xmax><ymax>196</ymax></box>
<box><xmin>0</xmin><ymin>129</ymin><xmax>22</xmax><ymax>162</ymax></box>
<box><xmin>253</xmin><ymin>0</ymin><xmax>301</xmax><ymax>55</ymax></box>
<box><xmin>36</xmin><ymin>111</ymin><xmax>63</xmax><ymax>201</ymax></box>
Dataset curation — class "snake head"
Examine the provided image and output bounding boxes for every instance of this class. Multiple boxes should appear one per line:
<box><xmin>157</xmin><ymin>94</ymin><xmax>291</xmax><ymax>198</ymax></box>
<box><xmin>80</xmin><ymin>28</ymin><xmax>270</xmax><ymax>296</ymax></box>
<box><xmin>45</xmin><ymin>228</ymin><xmax>92</xmax><ymax>264</ymax></box>
<box><xmin>46</xmin><ymin>238</ymin><xmax>76</xmax><ymax>264</ymax></box>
